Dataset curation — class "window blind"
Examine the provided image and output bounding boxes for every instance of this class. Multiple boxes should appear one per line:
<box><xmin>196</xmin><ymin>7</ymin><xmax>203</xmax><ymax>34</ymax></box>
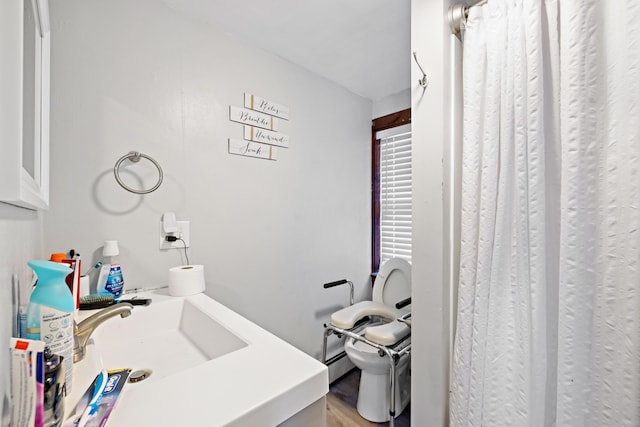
<box><xmin>377</xmin><ymin>124</ymin><xmax>412</xmax><ymax>265</ymax></box>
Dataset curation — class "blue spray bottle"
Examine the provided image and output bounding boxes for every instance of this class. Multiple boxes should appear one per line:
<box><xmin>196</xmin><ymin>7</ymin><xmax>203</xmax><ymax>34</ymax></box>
<box><xmin>25</xmin><ymin>260</ymin><xmax>75</xmax><ymax>393</ymax></box>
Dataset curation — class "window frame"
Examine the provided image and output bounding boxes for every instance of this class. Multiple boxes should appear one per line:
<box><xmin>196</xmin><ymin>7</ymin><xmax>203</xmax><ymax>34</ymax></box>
<box><xmin>372</xmin><ymin>108</ymin><xmax>411</xmax><ymax>273</ymax></box>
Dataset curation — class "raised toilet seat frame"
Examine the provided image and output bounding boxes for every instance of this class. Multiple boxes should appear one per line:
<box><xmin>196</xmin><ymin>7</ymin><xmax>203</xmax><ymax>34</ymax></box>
<box><xmin>321</xmin><ymin>279</ymin><xmax>411</xmax><ymax>427</ymax></box>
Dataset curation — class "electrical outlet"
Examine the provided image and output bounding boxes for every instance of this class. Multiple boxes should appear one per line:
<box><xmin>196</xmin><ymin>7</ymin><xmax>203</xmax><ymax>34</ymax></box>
<box><xmin>159</xmin><ymin>220</ymin><xmax>190</xmax><ymax>250</ymax></box>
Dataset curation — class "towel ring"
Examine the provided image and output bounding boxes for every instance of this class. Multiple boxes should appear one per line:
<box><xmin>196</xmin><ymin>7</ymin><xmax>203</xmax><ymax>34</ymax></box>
<box><xmin>113</xmin><ymin>151</ymin><xmax>163</xmax><ymax>194</ymax></box>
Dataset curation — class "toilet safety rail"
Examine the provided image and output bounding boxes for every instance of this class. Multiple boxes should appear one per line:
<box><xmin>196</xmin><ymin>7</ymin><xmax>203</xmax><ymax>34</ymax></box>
<box><xmin>395</xmin><ymin>298</ymin><xmax>412</xmax><ymax>328</ymax></box>
<box><xmin>395</xmin><ymin>297</ymin><xmax>411</xmax><ymax>309</ymax></box>
<box><xmin>320</xmin><ymin>287</ymin><xmax>412</xmax><ymax>366</ymax></box>
<box><xmin>321</xmin><ymin>321</ymin><xmax>411</xmax><ymax>365</ymax></box>
<box><xmin>321</xmin><ymin>321</ymin><xmax>411</xmax><ymax>427</ymax></box>
<box><xmin>323</xmin><ymin>279</ymin><xmax>354</xmax><ymax>306</ymax></box>
<box><xmin>397</xmin><ymin>312</ymin><xmax>412</xmax><ymax>328</ymax></box>
<box><xmin>321</xmin><ymin>281</ymin><xmax>411</xmax><ymax>426</ymax></box>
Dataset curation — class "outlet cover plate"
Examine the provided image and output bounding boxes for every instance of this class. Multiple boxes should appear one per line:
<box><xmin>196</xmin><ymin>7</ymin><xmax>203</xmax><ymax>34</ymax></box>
<box><xmin>159</xmin><ymin>220</ymin><xmax>190</xmax><ymax>250</ymax></box>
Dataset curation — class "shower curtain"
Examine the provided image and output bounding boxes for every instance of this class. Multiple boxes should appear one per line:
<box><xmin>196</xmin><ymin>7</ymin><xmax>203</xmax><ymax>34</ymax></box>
<box><xmin>450</xmin><ymin>1</ymin><xmax>640</xmax><ymax>426</ymax></box>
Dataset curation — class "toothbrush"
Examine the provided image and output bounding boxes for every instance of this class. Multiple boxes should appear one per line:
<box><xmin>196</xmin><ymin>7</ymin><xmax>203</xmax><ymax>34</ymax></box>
<box><xmin>77</xmin><ymin>369</ymin><xmax>108</xmax><ymax>427</ymax></box>
<box><xmin>83</xmin><ymin>261</ymin><xmax>103</xmax><ymax>276</ymax></box>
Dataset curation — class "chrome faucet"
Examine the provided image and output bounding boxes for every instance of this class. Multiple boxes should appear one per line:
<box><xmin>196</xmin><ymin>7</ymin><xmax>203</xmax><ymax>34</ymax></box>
<box><xmin>73</xmin><ymin>303</ymin><xmax>133</xmax><ymax>363</ymax></box>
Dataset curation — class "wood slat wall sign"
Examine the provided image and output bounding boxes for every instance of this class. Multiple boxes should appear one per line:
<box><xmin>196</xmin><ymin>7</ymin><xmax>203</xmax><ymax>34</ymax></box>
<box><xmin>228</xmin><ymin>139</ymin><xmax>278</xmax><ymax>160</ymax></box>
<box><xmin>229</xmin><ymin>106</ymin><xmax>280</xmax><ymax>131</ymax></box>
<box><xmin>244</xmin><ymin>93</ymin><xmax>290</xmax><ymax>120</ymax></box>
<box><xmin>243</xmin><ymin>126</ymin><xmax>289</xmax><ymax>148</ymax></box>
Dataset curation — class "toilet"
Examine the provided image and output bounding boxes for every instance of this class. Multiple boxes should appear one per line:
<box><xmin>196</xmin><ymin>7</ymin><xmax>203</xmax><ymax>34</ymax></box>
<box><xmin>337</xmin><ymin>258</ymin><xmax>412</xmax><ymax>422</ymax></box>
<box><xmin>345</xmin><ymin>337</ymin><xmax>411</xmax><ymax>422</ymax></box>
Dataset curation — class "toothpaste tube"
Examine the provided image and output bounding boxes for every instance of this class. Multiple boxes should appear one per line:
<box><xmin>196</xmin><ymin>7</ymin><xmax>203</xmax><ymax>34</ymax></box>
<box><xmin>10</xmin><ymin>338</ymin><xmax>45</xmax><ymax>427</ymax></box>
<box><xmin>64</xmin><ymin>368</ymin><xmax>132</xmax><ymax>427</ymax></box>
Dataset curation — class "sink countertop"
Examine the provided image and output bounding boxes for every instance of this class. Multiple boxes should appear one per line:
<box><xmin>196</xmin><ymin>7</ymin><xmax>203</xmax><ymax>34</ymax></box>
<box><xmin>68</xmin><ymin>289</ymin><xmax>328</xmax><ymax>426</ymax></box>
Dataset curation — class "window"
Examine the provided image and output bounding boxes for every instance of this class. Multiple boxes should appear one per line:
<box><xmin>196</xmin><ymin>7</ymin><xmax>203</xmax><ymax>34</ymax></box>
<box><xmin>372</xmin><ymin>109</ymin><xmax>412</xmax><ymax>272</ymax></box>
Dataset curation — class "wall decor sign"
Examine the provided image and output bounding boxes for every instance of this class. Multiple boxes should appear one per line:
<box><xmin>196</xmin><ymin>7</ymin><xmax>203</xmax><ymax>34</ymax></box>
<box><xmin>228</xmin><ymin>94</ymin><xmax>290</xmax><ymax>161</ymax></box>
<box><xmin>228</xmin><ymin>139</ymin><xmax>277</xmax><ymax>161</ymax></box>
<box><xmin>244</xmin><ymin>126</ymin><xmax>289</xmax><ymax>148</ymax></box>
<box><xmin>244</xmin><ymin>93</ymin><xmax>290</xmax><ymax>120</ymax></box>
<box><xmin>229</xmin><ymin>106</ymin><xmax>279</xmax><ymax>131</ymax></box>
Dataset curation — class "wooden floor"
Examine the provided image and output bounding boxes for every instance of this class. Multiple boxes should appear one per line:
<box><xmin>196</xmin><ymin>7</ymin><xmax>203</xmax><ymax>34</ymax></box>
<box><xmin>326</xmin><ymin>369</ymin><xmax>410</xmax><ymax>427</ymax></box>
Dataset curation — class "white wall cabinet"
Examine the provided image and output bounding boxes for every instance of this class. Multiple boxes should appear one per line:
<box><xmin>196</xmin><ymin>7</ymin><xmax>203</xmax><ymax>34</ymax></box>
<box><xmin>0</xmin><ymin>0</ymin><xmax>50</xmax><ymax>210</ymax></box>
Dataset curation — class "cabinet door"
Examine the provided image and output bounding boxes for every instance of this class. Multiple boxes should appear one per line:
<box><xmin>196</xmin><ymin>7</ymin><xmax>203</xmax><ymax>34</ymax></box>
<box><xmin>0</xmin><ymin>0</ymin><xmax>50</xmax><ymax>210</ymax></box>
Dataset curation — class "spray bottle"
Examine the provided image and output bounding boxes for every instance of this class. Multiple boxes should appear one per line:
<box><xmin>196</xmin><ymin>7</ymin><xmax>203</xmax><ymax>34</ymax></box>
<box><xmin>25</xmin><ymin>260</ymin><xmax>75</xmax><ymax>393</ymax></box>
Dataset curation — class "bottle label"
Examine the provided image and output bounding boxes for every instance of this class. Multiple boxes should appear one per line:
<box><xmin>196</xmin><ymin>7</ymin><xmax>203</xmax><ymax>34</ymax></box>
<box><xmin>105</xmin><ymin>264</ymin><xmax>124</xmax><ymax>297</ymax></box>
<box><xmin>40</xmin><ymin>306</ymin><xmax>74</xmax><ymax>393</ymax></box>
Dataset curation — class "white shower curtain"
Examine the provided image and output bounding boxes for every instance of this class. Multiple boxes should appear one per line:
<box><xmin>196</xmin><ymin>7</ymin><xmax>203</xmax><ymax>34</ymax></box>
<box><xmin>450</xmin><ymin>1</ymin><xmax>640</xmax><ymax>426</ymax></box>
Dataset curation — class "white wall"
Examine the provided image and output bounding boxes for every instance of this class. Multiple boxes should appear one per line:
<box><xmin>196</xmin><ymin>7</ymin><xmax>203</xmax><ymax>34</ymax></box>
<box><xmin>0</xmin><ymin>204</ymin><xmax>43</xmax><ymax>423</ymax></box>
<box><xmin>0</xmin><ymin>1</ymin><xmax>46</xmax><ymax>419</ymax></box>
<box><xmin>372</xmin><ymin>88</ymin><xmax>411</xmax><ymax>119</ymax></box>
<box><xmin>411</xmin><ymin>0</ymin><xmax>461</xmax><ymax>425</ymax></box>
<box><xmin>44</xmin><ymin>0</ymin><xmax>372</xmax><ymax>364</ymax></box>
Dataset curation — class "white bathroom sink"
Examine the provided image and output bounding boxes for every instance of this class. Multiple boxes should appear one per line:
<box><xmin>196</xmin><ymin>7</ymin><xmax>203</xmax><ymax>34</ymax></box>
<box><xmin>91</xmin><ymin>297</ymin><xmax>248</xmax><ymax>381</ymax></box>
<box><xmin>69</xmin><ymin>291</ymin><xmax>328</xmax><ymax>426</ymax></box>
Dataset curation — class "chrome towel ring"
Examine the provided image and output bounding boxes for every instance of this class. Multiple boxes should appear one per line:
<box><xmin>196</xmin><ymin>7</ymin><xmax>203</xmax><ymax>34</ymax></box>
<box><xmin>113</xmin><ymin>151</ymin><xmax>163</xmax><ymax>194</ymax></box>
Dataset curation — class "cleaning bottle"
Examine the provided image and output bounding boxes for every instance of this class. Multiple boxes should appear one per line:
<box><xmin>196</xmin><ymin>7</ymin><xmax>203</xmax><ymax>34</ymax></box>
<box><xmin>96</xmin><ymin>240</ymin><xmax>124</xmax><ymax>297</ymax></box>
<box><xmin>25</xmin><ymin>260</ymin><xmax>75</xmax><ymax>393</ymax></box>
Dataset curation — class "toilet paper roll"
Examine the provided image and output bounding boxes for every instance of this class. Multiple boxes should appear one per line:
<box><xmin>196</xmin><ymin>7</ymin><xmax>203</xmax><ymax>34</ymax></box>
<box><xmin>79</xmin><ymin>275</ymin><xmax>90</xmax><ymax>297</ymax></box>
<box><xmin>168</xmin><ymin>265</ymin><xmax>206</xmax><ymax>297</ymax></box>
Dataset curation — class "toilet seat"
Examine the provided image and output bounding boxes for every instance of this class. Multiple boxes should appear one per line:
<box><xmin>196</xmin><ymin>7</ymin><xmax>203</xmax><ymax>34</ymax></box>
<box><xmin>330</xmin><ymin>302</ymin><xmax>400</xmax><ymax>329</ymax></box>
<box><xmin>364</xmin><ymin>321</ymin><xmax>410</xmax><ymax>346</ymax></box>
<box><xmin>329</xmin><ymin>258</ymin><xmax>411</xmax><ymax>330</ymax></box>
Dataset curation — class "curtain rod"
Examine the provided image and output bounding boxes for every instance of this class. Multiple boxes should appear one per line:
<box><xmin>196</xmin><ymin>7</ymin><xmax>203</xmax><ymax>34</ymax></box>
<box><xmin>448</xmin><ymin>0</ymin><xmax>488</xmax><ymax>35</ymax></box>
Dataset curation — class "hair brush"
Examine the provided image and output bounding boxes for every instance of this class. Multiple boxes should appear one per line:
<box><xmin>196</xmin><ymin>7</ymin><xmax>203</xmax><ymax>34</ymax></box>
<box><xmin>79</xmin><ymin>294</ymin><xmax>152</xmax><ymax>310</ymax></box>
